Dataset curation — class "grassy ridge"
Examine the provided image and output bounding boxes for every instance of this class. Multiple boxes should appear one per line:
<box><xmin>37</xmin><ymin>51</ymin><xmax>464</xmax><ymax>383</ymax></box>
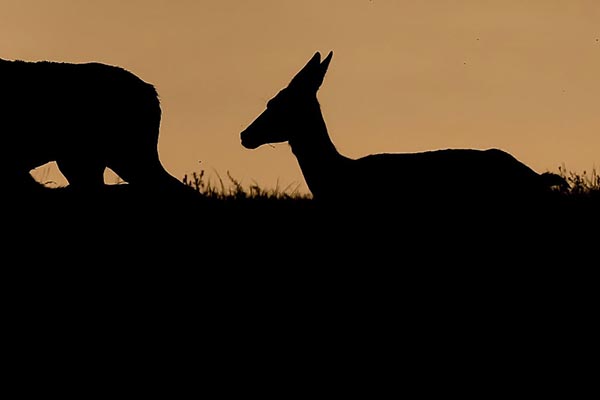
<box><xmin>5</xmin><ymin>167</ymin><xmax>596</xmax><ymax>335</ymax></box>
<box><xmin>6</xmin><ymin>165</ymin><xmax>598</xmax><ymax>257</ymax></box>
<box><xmin>180</xmin><ymin>165</ymin><xmax>599</xmax><ymax>202</ymax></box>
<box><xmin>8</xmin><ymin>166</ymin><xmax>598</xmax><ymax>227</ymax></box>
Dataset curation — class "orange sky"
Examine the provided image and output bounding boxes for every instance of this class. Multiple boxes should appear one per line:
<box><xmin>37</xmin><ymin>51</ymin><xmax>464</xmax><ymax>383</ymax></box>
<box><xmin>3</xmin><ymin>0</ymin><xmax>599</xmax><ymax>194</ymax></box>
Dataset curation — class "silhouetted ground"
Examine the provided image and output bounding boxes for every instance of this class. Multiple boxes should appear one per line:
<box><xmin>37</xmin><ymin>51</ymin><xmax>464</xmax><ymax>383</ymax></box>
<box><xmin>6</xmin><ymin>182</ymin><xmax>596</xmax><ymax>259</ymax></box>
<box><xmin>6</xmin><ymin>182</ymin><xmax>597</xmax><ymax>294</ymax></box>
<box><xmin>4</xmin><ymin>183</ymin><xmax>596</xmax><ymax>387</ymax></box>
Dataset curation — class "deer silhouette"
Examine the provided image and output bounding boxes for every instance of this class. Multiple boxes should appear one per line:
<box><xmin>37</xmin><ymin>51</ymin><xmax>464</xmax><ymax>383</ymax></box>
<box><xmin>240</xmin><ymin>51</ymin><xmax>565</xmax><ymax>212</ymax></box>
<box><xmin>1</xmin><ymin>58</ymin><xmax>195</xmax><ymax>197</ymax></box>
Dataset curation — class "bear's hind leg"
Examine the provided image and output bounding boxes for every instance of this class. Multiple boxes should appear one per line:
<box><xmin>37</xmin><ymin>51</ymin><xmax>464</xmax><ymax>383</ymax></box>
<box><xmin>57</xmin><ymin>157</ymin><xmax>106</xmax><ymax>191</ymax></box>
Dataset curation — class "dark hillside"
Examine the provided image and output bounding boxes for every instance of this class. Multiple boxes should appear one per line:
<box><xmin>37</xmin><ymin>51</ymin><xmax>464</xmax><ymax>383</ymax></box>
<box><xmin>4</xmin><ymin>172</ymin><xmax>596</xmax><ymax>372</ymax></box>
<box><xmin>6</xmin><ymin>168</ymin><xmax>597</xmax><ymax>258</ymax></box>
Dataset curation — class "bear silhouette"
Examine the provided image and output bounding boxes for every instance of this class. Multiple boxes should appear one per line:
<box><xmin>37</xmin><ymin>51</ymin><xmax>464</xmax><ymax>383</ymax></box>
<box><xmin>1</xmin><ymin>58</ymin><xmax>193</xmax><ymax>196</ymax></box>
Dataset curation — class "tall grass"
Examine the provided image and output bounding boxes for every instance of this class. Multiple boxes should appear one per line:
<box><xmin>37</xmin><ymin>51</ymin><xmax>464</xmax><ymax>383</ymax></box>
<box><xmin>182</xmin><ymin>166</ymin><xmax>599</xmax><ymax>201</ymax></box>
<box><xmin>556</xmin><ymin>165</ymin><xmax>599</xmax><ymax>197</ymax></box>
<box><xmin>182</xmin><ymin>169</ymin><xmax>312</xmax><ymax>201</ymax></box>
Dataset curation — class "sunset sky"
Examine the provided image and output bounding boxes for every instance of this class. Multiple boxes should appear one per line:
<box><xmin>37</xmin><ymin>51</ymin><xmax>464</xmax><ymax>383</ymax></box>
<box><xmin>3</xmin><ymin>0</ymin><xmax>599</xmax><ymax>194</ymax></box>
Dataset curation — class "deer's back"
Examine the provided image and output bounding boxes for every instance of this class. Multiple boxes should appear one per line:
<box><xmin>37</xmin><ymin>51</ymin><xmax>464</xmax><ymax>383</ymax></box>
<box><xmin>361</xmin><ymin>148</ymin><xmax>537</xmax><ymax>184</ymax></box>
<box><xmin>327</xmin><ymin>148</ymin><xmax>549</xmax><ymax>207</ymax></box>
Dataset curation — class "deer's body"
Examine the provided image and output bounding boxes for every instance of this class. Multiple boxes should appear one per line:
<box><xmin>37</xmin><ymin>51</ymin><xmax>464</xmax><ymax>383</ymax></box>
<box><xmin>241</xmin><ymin>51</ymin><xmax>564</xmax><ymax>208</ymax></box>
<box><xmin>298</xmin><ymin>147</ymin><xmax>546</xmax><ymax>204</ymax></box>
<box><xmin>1</xmin><ymin>58</ymin><xmax>189</xmax><ymax>193</ymax></box>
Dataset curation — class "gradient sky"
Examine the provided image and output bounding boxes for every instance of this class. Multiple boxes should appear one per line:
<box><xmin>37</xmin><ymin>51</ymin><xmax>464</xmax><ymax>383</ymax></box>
<box><xmin>3</xmin><ymin>0</ymin><xmax>599</xmax><ymax>194</ymax></box>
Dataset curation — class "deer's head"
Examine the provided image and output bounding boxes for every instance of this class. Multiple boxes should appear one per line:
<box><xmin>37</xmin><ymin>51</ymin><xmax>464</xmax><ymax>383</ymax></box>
<box><xmin>240</xmin><ymin>51</ymin><xmax>333</xmax><ymax>149</ymax></box>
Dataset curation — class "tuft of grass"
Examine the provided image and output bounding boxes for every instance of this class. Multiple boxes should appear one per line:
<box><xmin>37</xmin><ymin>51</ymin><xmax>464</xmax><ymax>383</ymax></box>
<box><xmin>182</xmin><ymin>169</ymin><xmax>312</xmax><ymax>201</ymax></box>
<box><xmin>556</xmin><ymin>165</ymin><xmax>599</xmax><ymax>197</ymax></box>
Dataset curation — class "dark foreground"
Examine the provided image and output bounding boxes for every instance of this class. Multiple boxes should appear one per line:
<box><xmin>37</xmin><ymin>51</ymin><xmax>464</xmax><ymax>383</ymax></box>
<box><xmin>4</xmin><ymin>184</ymin><xmax>596</xmax><ymax>387</ymax></box>
<box><xmin>6</xmin><ymin>183</ymin><xmax>596</xmax><ymax>274</ymax></box>
<box><xmin>6</xmin><ymin>183</ymin><xmax>597</xmax><ymax>260</ymax></box>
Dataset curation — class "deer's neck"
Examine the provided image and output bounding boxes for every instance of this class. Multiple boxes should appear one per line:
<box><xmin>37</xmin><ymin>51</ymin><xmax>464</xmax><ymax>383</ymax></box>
<box><xmin>288</xmin><ymin>102</ymin><xmax>350</xmax><ymax>199</ymax></box>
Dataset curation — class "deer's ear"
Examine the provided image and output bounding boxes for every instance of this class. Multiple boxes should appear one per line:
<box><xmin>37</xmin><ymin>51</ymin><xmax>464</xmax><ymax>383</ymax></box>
<box><xmin>290</xmin><ymin>51</ymin><xmax>332</xmax><ymax>92</ymax></box>
<box><xmin>309</xmin><ymin>50</ymin><xmax>333</xmax><ymax>90</ymax></box>
<box><xmin>307</xmin><ymin>51</ymin><xmax>322</xmax><ymax>67</ymax></box>
<box><xmin>321</xmin><ymin>51</ymin><xmax>333</xmax><ymax>73</ymax></box>
<box><xmin>317</xmin><ymin>51</ymin><xmax>333</xmax><ymax>85</ymax></box>
<box><xmin>290</xmin><ymin>52</ymin><xmax>322</xmax><ymax>87</ymax></box>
